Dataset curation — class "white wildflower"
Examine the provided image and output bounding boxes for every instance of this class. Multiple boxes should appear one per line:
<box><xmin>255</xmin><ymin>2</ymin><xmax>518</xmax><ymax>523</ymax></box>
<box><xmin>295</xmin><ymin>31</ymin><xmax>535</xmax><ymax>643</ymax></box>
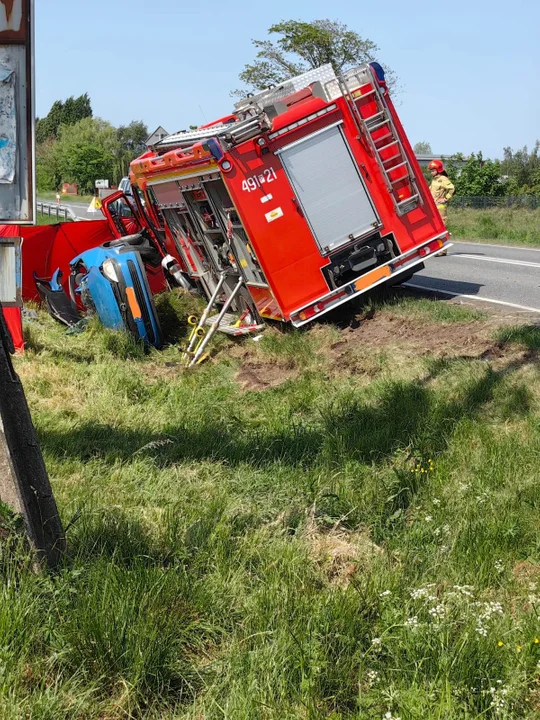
<box><xmin>488</xmin><ymin>684</ymin><xmax>508</xmax><ymax>711</ymax></box>
<box><xmin>366</xmin><ymin>669</ymin><xmax>379</xmax><ymax>685</ymax></box>
<box><xmin>428</xmin><ymin>604</ymin><xmax>446</xmax><ymax>620</ymax></box>
<box><xmin>433</xmin><ymin>498</ymin><xmax>441</xmax><ymax>505</ymax></box>
<box><xmin>405</xmin><ymin>616</ymin><xmax>419</xmax><ymax>630</ymax></box>
<box><xmin>371</xmin><ymin>637</ymin><xmax>382</xmax><ymax>648</ymax></box>
<box><xmin>453</xmin><ymin>584</ymin><xmax>475</xmax><ymax>598</ymax></box>
<box><xmin>424</xmin><ymin>515</ymin><xmax>433</xmax><ymax>522</ymax></box>
<box><xmin>494</xmin><ymin>559</ymin><xmax>504</xmax><ymax>573</ymax></box>
<box><xmin>380</xmin><ymin>590</ymin><xmax>392</xmax><ymax>597</ymax></box>
<box><xmin>410</xmin><ymin>584</ymin><xmax>437</xmax><ymax>601</ymax></box>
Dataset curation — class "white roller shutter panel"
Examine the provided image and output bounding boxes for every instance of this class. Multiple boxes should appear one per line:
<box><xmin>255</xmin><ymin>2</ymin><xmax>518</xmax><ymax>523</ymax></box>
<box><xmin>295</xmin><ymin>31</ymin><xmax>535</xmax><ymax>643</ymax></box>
<box><xmin>278</xmin><ymin>124</ymin><xmax>379</xmax><ymax>253</ymax></box>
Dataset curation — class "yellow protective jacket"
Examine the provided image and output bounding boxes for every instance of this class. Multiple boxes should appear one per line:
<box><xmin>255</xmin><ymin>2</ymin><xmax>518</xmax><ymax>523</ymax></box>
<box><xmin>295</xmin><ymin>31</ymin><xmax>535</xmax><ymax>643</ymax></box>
<box><xmin>430</xmin><ymin>174</ymin><xmax>455</xmax><ymax>206</ymax></box>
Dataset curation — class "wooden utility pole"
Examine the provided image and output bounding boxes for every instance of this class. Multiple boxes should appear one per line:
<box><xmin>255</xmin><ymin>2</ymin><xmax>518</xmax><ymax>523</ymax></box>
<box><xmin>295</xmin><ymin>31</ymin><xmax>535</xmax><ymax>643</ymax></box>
<box><xmin>0</xmin><ymin>305</ymin><xmax>65</xmax><ymax>566</ymax></box>
<box><xmin>0</xmin><ymin>2</ymin><xmax>64</xmax><ymax>566</ymax></box>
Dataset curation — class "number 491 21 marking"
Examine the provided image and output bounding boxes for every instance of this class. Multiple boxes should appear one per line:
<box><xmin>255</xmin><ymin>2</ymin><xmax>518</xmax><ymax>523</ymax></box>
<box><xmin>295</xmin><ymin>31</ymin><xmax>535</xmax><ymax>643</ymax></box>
<box><xmin>242</xmin><ymin>167</ymin><xmax>278</xmax><ymax>192</ymax></box>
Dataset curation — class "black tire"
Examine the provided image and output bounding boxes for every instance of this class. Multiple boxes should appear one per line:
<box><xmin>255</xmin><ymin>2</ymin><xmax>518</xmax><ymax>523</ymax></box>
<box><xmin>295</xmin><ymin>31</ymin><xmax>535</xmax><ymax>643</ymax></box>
<box><xmin>387</xmin><ymin>262</ymin><xmax>424</xmax><ymax>288</ymax></box>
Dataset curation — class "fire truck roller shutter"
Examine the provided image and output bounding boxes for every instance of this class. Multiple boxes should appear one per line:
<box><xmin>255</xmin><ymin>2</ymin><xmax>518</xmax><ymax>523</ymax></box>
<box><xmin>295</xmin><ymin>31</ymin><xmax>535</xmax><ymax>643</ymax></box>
<box><xmin>277</xmin><ymin>123</ymin><xmax>380</xmax><ymax>255</ymax></box>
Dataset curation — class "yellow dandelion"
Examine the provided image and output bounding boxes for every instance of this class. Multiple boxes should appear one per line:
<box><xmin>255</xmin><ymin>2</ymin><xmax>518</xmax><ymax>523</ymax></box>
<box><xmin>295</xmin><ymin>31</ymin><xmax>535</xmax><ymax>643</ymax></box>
<box><xmin>534</xmin><ymin>638</ymin><xmax>540</xmax><ymax>644</ymax></box>
<box><xmin>497</xmin><ymin>641</ymin><xmax>504</xmax><ymax>647</ymax></box>
<box><xmin>516</xmin><ymin>645</ymin><xmax>522</xmax><ymax>652</ymax></box>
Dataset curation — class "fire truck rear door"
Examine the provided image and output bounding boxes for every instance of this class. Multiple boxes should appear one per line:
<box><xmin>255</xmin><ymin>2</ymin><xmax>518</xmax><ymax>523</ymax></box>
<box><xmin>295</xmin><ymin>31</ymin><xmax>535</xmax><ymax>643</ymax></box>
<box><xmin>276</xmin><ymin>123</ymin><xmax>380</xmax><ymax>255</ymax></box>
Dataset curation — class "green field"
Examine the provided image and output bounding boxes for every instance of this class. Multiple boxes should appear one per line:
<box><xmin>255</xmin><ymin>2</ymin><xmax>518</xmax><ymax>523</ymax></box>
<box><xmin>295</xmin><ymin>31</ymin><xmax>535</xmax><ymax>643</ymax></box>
<box><xmin>3</xmin><ymin>291</ymin><xmax>540</xmax><ymax>719</ymax></box>
<box><xmin>38</xmin><ymin>190</ymin><xmax>95</xmax><ymax>205</ymax></box>
<box><xmin>447</xmin><ymin>207</ymin><xmax>540</xmax><ymax>247</ymax></box>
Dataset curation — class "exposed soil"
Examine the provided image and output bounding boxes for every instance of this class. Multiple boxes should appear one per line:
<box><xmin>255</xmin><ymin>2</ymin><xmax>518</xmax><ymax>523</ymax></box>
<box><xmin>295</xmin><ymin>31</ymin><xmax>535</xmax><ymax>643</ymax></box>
<box><xmin>304</xmin><ymin>518</ymin><xmax>383</xmax><ymax>587</ymax></box>
<box><xmin>218</xmin><ymin>294</ymin><xmax>539</xmax><ymax>391</ymax></box>
<box><xmin>335</xmin><ymin>312</ymin><xmax>502</xmax><ymax>360</ymax></box>
<box><xmin>513</xmin><ymin>560</ymin><xmax>540</xmax><ymax>586</ymax></box>
<box><xmin>235</xmin><ymin>361</ymin><xmax>296</xmax><ymax>391</ymax></box>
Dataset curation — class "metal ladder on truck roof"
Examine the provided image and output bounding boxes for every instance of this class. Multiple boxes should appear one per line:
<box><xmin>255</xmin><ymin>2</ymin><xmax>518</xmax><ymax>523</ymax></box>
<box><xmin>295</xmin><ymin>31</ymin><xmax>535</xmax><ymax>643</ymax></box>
<box><xmin>335</xmin><ymin>66</ymin><xmax>422</xmax><ymax>217</ymax></box>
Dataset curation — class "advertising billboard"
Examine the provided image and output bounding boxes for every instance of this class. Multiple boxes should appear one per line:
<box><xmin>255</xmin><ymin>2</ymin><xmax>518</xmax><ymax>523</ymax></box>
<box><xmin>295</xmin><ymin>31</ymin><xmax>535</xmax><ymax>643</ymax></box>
<box><xmin>0</xmin><ymin>0</ymin><xmax>34</xmax><ymax>223</ymax></box>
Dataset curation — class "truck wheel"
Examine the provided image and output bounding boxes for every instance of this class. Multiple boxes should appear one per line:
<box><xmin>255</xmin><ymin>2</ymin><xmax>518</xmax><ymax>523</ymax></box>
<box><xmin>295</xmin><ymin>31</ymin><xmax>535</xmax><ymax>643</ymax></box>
<box><xmin>387</xmin><ymin>263</ymin><xmax>424</xmax><ymax>287</ymax></box>
<box><xmin>234</xmin><ymin>286</ymin><xmax>261</xmax><ymax>324</ymax></box>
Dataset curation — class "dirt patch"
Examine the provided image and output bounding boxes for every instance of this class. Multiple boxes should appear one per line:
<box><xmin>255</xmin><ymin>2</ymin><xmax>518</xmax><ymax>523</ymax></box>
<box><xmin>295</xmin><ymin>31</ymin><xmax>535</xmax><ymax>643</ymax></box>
<box><xmin>305</xmin><ymin>519</ymin><xmax>382</xmax><ymax>586</ymax></box>
<box><xmin>344</xmin><ymin>314</ymin><xmax>496</xmax><ymax>358</ymax></box>
<box><xmin>325</xmin><ymin>310</ymin><xmax>532</xmax><ymax>374</ymax></box>
<box><xmin>513</xmin><ymin>560</ymin><xmax>540</xmax><ymax>586</ymax></box>
<box><xmin>140</xmin><ymin>361</ymin><xmax>184</xmax><ymax>383</ymax></box>
<box><xmin>235</xmin><ymin>361</ymin><xmax>295</xmax><ymax>391</ymax></box>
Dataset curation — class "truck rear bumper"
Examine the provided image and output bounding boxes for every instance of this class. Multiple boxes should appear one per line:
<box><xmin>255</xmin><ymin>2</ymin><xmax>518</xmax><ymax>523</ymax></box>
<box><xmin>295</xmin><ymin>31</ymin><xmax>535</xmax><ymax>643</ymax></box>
<box><xmin>289</xmin><ymin>233</ymin><xmax>451</xmax><ymax>326</ymax></box>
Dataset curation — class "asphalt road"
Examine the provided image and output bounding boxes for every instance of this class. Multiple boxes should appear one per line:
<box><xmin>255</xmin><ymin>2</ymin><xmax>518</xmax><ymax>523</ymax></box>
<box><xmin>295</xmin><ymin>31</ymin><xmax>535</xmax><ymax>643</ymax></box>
<box><xmin>67</xmin><ymin>200</ymin><xmax>102</xmax><ymax>221</ymax></box>
<box><xmin>405</xmin><ymin>241</ymin><xmax>540</xmax><ymax>316</ymax></box>
<box><xmin>37</xmin><ymin>198</ymin><xmax>103</xmax><ymax>222</ymax></box>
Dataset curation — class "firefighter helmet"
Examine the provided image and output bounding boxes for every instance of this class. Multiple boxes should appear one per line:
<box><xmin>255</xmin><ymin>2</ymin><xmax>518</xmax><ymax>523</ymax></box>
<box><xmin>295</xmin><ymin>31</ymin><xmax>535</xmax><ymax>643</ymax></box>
<box><xmin>428</xmin><ymin>159</ymin><xmax>445</xmax><ymax>173</ymax></box>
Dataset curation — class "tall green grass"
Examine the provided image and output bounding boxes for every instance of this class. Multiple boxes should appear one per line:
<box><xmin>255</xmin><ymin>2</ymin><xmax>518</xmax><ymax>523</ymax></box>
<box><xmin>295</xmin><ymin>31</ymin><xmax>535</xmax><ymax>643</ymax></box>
<box><xmin>3</xmin><ymin>296</ymin><xmax>540</xmax><ymax>717</ymax></box>
<box><xmin>448</xmin><ymin>207</ymin><xmax>540</xmax><ymax>246</ymax></box>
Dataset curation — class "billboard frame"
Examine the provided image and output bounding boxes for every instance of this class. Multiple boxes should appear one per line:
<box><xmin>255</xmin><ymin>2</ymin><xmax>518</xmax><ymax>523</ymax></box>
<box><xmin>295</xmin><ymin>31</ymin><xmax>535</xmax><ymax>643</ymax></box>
<box><xmin>0</xmin><ymin>0</ymin><xmax>35</xmax><ymax>224</ymax></box>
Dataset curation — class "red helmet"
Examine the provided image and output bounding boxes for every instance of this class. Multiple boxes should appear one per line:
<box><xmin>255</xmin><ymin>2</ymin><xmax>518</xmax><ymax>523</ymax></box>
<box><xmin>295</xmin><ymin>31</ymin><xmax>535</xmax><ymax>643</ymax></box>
<box><xmin>428</xmin><ymin>159</ymin><xmax>445</xmax><ymax>173</ymax></box>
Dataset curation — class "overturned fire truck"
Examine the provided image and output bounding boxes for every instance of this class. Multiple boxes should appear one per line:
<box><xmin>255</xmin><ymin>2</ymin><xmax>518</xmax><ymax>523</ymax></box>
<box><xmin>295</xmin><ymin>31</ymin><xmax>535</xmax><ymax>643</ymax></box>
<box><xmin>102</xmin><ymin>62</ymin><xmax>450</xmax><ymax>338</ymax></box>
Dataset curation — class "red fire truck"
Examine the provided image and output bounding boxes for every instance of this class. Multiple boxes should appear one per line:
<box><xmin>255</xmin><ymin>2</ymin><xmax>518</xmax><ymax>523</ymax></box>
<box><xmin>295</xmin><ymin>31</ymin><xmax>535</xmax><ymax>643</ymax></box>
<box><xmin>103</xmin><ymin>62</ymin><xmax>450</xmax><ymax>332</ymax></box>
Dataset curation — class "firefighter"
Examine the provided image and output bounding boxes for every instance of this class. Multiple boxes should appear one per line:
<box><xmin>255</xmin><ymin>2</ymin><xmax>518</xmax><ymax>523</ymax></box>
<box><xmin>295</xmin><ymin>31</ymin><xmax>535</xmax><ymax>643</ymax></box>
<box><xmin>428</xmin><ymin>159</ymin><xmax>454</xmax><ymax>256</ymax></box>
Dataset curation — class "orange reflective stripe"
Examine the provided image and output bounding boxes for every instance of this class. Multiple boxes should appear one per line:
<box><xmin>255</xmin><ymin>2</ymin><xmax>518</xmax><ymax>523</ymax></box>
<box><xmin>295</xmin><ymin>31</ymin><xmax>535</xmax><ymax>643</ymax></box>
<box><xmin>125</xmin><ymin>287</ymin><xmax>142</xmax><ymax>320</ymax></box>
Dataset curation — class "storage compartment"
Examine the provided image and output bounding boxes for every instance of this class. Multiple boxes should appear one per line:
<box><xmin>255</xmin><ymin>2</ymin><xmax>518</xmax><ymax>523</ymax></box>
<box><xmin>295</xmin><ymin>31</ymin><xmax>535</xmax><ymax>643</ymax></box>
<box><xmin>277</xmin><ymin>123</ymin><xmax>380</xmax><ymax>254</ymax></box>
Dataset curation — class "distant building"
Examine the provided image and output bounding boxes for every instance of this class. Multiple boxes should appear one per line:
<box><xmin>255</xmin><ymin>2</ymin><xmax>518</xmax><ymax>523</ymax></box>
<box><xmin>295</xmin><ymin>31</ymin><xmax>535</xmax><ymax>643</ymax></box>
<box><xmin>146</xmin><ymin>126</ymin><xmax>169</xmax><ymax>148</ymax></box>
<box><xmin>415</xmin><ymin>153</ymin><xmax>468</xmax><ymax>169</ymax></box>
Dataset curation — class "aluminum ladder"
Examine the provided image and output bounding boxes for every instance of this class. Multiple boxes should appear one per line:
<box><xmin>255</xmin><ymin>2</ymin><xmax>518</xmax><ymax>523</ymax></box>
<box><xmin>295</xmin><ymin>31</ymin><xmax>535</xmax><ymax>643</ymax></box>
<box><xmin>336</xmin><ymin>66</ymin><xmax>422</xmax><ymax>216</ymax></box>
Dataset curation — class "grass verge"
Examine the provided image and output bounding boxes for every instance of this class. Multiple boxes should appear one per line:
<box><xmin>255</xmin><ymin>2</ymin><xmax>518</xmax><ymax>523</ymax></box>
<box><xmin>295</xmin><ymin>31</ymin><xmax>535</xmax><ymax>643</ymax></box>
<box><xmin>448</xmin><ymin>207</ymin><xmax>540</xmax><ymax>247</ymax></box>
<box><xmin>4</xmin><ymin>293</ymin><xmax>540</xmax><ymax>718</ymax></box>
<box><xmin>37</xmin><ymin>190</ymin><xmax>95</xmax><ymax>205</ymax></box>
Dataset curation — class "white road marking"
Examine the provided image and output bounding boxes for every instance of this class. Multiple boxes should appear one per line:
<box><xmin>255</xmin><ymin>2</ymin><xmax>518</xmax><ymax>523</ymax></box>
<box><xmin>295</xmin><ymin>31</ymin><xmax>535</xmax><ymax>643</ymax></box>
<box><xmin>405</xmin><ymin>282</ymin><xmax>540</xmax><ymax>314</ymax></box>
<box><xmin>454</xmin><ymin>254</ymin><xmax>540</xmax><ymax>269</ymax></box>
<box><xmin>453</xmin><ymin>241</ymin><xmax>540</xmax><ymax>253</ymax></box>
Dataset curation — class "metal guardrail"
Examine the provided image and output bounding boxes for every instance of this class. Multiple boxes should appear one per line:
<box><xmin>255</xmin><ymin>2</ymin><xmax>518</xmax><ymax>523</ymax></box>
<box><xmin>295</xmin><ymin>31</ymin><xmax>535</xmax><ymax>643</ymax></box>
<box><xmin>36</xmin><ymin>201</ymin><xmax>81</xmax><ymax>222</ymax></box>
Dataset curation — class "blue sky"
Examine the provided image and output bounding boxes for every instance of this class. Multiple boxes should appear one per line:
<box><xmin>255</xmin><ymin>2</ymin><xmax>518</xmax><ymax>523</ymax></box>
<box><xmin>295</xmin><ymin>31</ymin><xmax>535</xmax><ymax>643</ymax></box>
<box><xmin>36</xmin><ymin>0</ymin><xmax>539</xmax><ymax>159</ymax></box>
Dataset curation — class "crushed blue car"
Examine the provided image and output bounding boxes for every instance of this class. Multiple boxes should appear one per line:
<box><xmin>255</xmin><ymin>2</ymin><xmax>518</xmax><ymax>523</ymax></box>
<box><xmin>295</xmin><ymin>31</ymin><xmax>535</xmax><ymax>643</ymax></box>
<box><xmin>68</xmin><ymin>234</ymin><xmax>163</xmax><ymax>348</ymax></box>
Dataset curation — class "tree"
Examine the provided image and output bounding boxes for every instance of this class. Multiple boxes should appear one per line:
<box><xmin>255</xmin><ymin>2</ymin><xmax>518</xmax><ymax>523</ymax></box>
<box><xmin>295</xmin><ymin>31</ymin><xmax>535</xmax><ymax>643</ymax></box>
<box><xmin>236</xmin><ymin>19</ymin><xmax>396</xmax><ymax>96</ymax></box>
<box><xmin>36</xmin><ymin>94</ymin><xmax>93</xmax><ymax>143</ymax></box>
<box><xmin>116</xmin><ymin>120</ymin><xmax>149</xmax><ymax>179</ymax></box>
<box><xmin>35</xmin><ymin>138</ymin><xmax>61</xmax><ymax>191</ymax></box>
<box><xmin>446</xmin><ymin>153</ymin><xmax>504</xmax><ymax>197</ymax></box>
<box><xmin>36</xmin><ymin>100</ymin><xmax>65</xmax><ymax>144</ymax></box>
<box><xmin>413</xmin><ymin>141</ymin><xmax>432</xmax><ymax>154</ymax></box>
<box><xmin>54</xmin><ymin>117</ymin><xmax>120</xmax><ymax>194</ymax></box>
<box><xmin>500</xmin><ymin>142</ymin><xmax>539</xmax><ymax>192</ymax></box>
